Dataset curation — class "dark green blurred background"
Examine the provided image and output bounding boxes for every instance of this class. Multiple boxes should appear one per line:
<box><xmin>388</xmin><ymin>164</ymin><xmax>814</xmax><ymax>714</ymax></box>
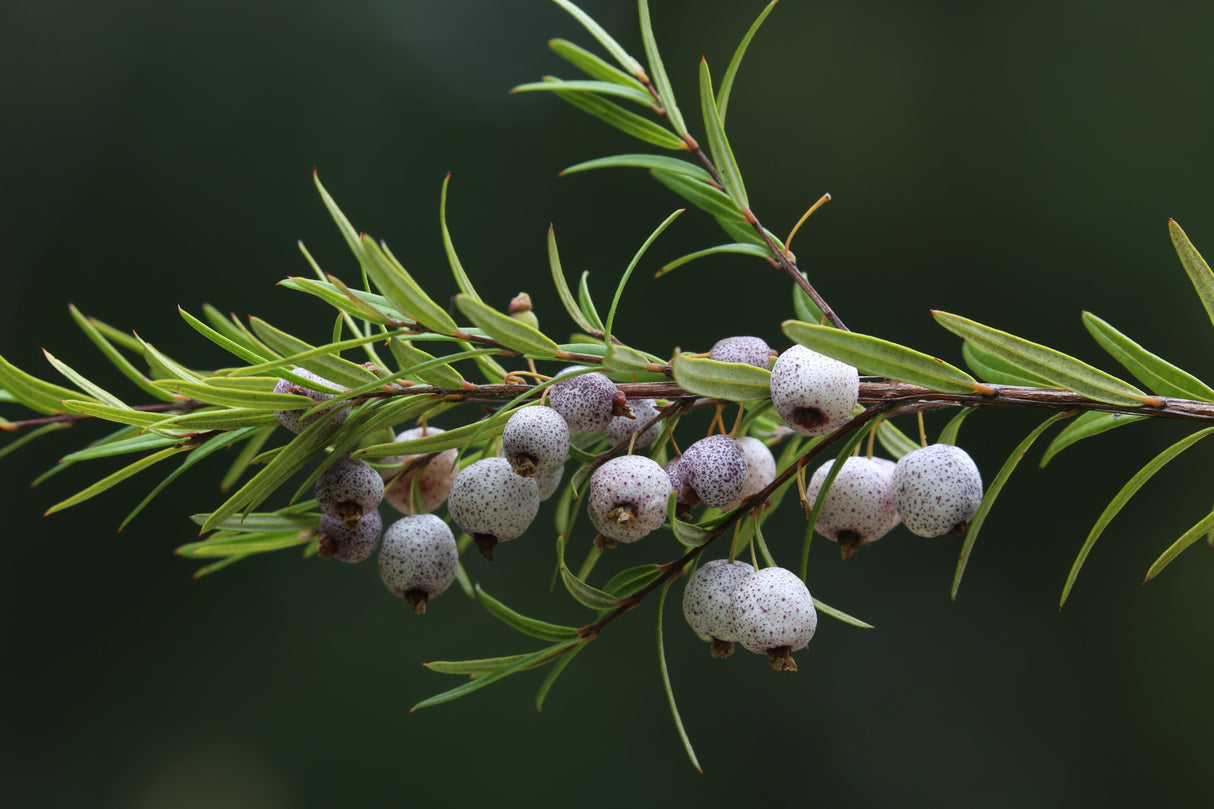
<box><xmin>4</xmin><ymin>1</ymin><xmax>1214</xmax><ymax>806</ymax></box>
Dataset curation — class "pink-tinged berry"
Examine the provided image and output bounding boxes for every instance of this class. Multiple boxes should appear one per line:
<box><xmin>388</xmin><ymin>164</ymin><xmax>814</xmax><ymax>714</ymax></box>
<box><xmin>664</xmin><ymin>457</ymin><xmax>692</xmax><ymax>521</ymax></box>
<box><xmin>273</xmin><ymin>368</ymin><xmax>348</xmax><ymax>435</ymax></box>
<box><xmin>378</xmin><ymin>514</ymin><xmax>459</xmax><ymax>613</ymax></box>
<box><xmin>501</xmin><ymin>405</ymin><xmax>569</xmax><ymax>477</ymax></box>
<box><xmin>314</xmin><ymin>456</ymin><xmax>384</xmax><ymax>529</ymax></box>
<box><xmin>382</xmin><ymin>426</ymin><xmax>459</xmax><ymax>515</ymax></box>
<box><xmin>549</xmin><ymin>371</ymin><xmax>622</xmax><ymax>432</ymax></box>
<box><xmin>726</xmin><ymin>437</ymin><xmax>777</xmax><ymax>510</ymax></box>
<box><xmin>769</xmin><ymin>345</ymin><xmax>859</xmax><ymax>436</ymax></box>
<box><xmin>890</xmin><ymin>444</ymin><xmax>983</xmax><ymax>538</ymax></box>
<box><xmin>605</xmin><ymin>398</ymin><xmax>662</xmax><ymax>450</ymax></box>
<box><xmin>731</xmin><ymin>567</ymin><xmax>818</xmax><ymax>671</ymax></box>
<box><xmin>710</xmin><ymin>336</ymin><xmax>777</xmax><ymax>368</ymax></box>
<box><xmin>682</xmin><ymin>558</ymin><xmax>754</xmax><ymax>658</ymax></box>
<box><xmin>587</xmin><ymin>455</ymin><xmax>672</xmax><ymax>544</ymax></box>
<box><xmin>447</xmin><ymin>456</ymin><xmax>539</xmax><ymax>560</ymax></box>
<box><xmin>806</xmin><ymin>456</ymin><xmax>900</xmax><ymax>557</ymax></box>
<box><xmin>316</xmin><ymin>509</ymin><xmax>383</xmax><ymax>564</ymax></box>
<box><xmin>677</xmin><ymin>434</ymin><xmax>749</xmax><ymax>509</ymax></box>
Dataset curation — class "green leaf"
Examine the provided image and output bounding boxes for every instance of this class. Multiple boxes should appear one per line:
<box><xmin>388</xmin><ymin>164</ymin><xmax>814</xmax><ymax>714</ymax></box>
<box><xmin>718</xmin><ymin>216</ymin><xmax>767</xmax><ymax>247</ymax></box>
<box><xmin>279</xmin><ymin>275</ymin><xmax>398</xmax><ymax>326</ymax></box>
<box><xmin>513</xmin><ymin>77</ymin><xmax>656</xmax><ymax>107</ymax></box>
<box><xmin>698</xmin><ymin>58</ymin><xmax>748</xmax><ymax>210</ymax></box>
<box><xmin>783</xmin><ymin>320</ymin><xmax>981</xmax><ymax>393</ymax></box>
<box><xmin>813</xmin><ymin>596</ymin><xmax>875</xmax><ymax>630</ymax></box>
<box><xmin>45</xmin><ymin>445</ymin><xmax>189</xmax><ymax>516</ymax></box>
<box><xmin>475</xmin><ymin>585</ymin><xmax>581</xmax><ymax>641</ymax></box>
<box><xmin>875</xmin><ymin>419</ymin><xmax>919</xmax><ymax>460</ymax></box>
<box><xmin>1061</xmin><ymin>427</ymin><xmax>1214</xmax><ymax>604</ymax></box>
<box><xmin>1039</xmin><ymin>411</ymin><xmax>1145</xmax><ymax>467</ymax></box>
<box><xmin>245</xmin><ymin>317</ymin><xmax>381</xmax><ymax>390</ymax></box>
<box><xmin>552</xmin><ymin>88</ymin><xmax>684</xmax><ymax>150</ymax></box>
<box><xmin>219</xmin><ymin>426</ymin><xmax>275</xmax><ymax>492</ymax></box>
<box><xmin>656</xmin><ymin>578</ymin><xmax>702</xmax><ymax>772</ymax></box>
<box><xmin>961</xmin><ymin>341</ymin><xmax>1054</xmax><ymax>387</ymax></box>
<box><xmin>561</xmin><ymin>154</ymin><xmax>712</xmax><ymax>184</ymax></box>
<box><xmin>191</xmin><ymin>510</ymin><xmax>321</xmax><ymax>534</ymax></box>
<box><xmin>601</xmin><ymin>564</ymin><xmax>664</xmax><ymax>598</ymax></box>
<box><xmin>1169</xmin><ymin>219</ymin><xmax>1214</xmax><ymax>330</ymax></box>
<box><xmin>717</xmin><ymin>0</ymin><xmax>778</xmax><ymax>124</ymax></box>
<box><xmin>60</xmin><ymin>433</ymin><xmax>178</xmax><ymax>463</ymax></box>
<box><xmin>178</xmin><ymin>530</ymin><xmax>315</xmax><ymax>557</ymax></box>
<box><xmin>69</xmin><ymin>305</ymin><xmax>178</xmax><ymax>403</ymax></box>
<box><xmin>137</xmin><ymin>336</ymin><xmax>201</xmax><ymax>382</ymax></box>
<box><xmin>657</xmin><ymin>243</ymin><xmax>770</xmax><ymax>277</ymax></box>
<box><xmin>547</xmin><ymin>226</ymin><xmax>600</xmax><ymax>335</ymax></box>
<box><xmin>951</xmin><ymin>411</ymin><xmax>1074</xmax><ymax>600</ymax></box>
<box><xmin>153</xmin><ymin>380</ymin><xmax>314</xmax><ymax>411</ymax></box>
<box><xmin>41</xmin><ymin>350</ymin><xmax>127</xmax><ymax>409</ymax></box>
<box><xmin>1082</xmin><ymin>311</ymin><xmax>1214</xmax><ymax>401</ymax></box>
<box><xmin>155</xmin><ymin>408</ymin><xmax>279</xmax><ymax>431</ymax></box>
<box><xmin>424</xmin><ymin>652</ymin><xmax>558</xmax><ymax>678</ymax></box>
<box><xmin>650</xmin><ymin>169</ymin><xmax>743</xmax><ymax>223</ymax></box>
<box><xmin>0</xmin><ymin>423</ymin><xmax>70</xmax><ymax>464</ymax></box>
<box><xmin>454</xmin><ymin>294</ymin><xmax>562</xmax><ymax>357</ymax></box>
<box><xmin>560</xmin><ymin>563</ymin><xmax>622</xmax><ymax>610</ymax></box>
<box><xmin>548</xmin><ymin>38</ymin><xmax>648</xmax><ymax>92</ymax></box>
<box><xmin>411</xmin><ymin>638</ymin><xmax>583</xmax><ymax>711</ymax></box>
<box><xmin>671</xmin><ymin>353</ymin><xmax>772</xmax><ymax>401</ymax></box>
<box><xmin>602</xmin><ymin>344</ymin><xmax>653</xmax><ymax>373</ymax></box>
<box><xmin>0</xmin><ymin>352</ymin><xmax>98</xmax><ymax>413</ymax></box>
<box><xmin>1145</xmin><ymin>508</ymin><xmax>1214</xmax><ymax>582</ymax></box>
<box><xmin>933</xmin><ymin>311</ymin><xmax>1153</xmax><ymax>407</ymax></box>
<box><xmin>604</xmin><ymin>208</ymin><xmax>683</xmax><ymax>343</ymax></box>
<box><xmin>433</xmin><ymin>174</ymin><xmax>483</xmax><ymax>305</ymax></box>
<box><xmin>549</xmin><ymin>0</ymin><xmax>646</xmax><ymax>79</ymax></box>
<box><xmin>313</xmin><ymin>171</ymin><xmax>363</xmax><ymax>260</ymax></box>
<box><xmin>57</xmin><ymin>400</ymin><xmax>169</xmax><ymax>428</ymax></box>
<box><xmin>938</xmin><ymin>407</ymin><xmax>976</xmax><ymax>446</ymax></box>
<box><xmin>361</xmin><ymin>236</ymin><xmax>459</xmax><ymax>334</ymax></box>
<box><xmin>577</xmin><ymin>271</ymin><xmax>606</xmax><ymax>331</ymax></box>
<box><xmin>668</xmin><ymin>491</ymin><xmax>711</xmax><ymax>547</ymax></box>
<box><xmin>179</xmin><ymin>306</ymin><xmax>274</xmax><ymax>369</ymax></box>
<box><xmin>201</xmin><ymin>305</ymin><xmax>274</xmax><ymax>357</ymax></box>
<box><xmin>535</xmin><ymin>644</ymin><xmax>584</xmax><ymax>712</ymax></box>
<box><xmin>638</xmin><ymin>0</ymin><xmax>687</xmax><ymax>138</ymax></box>
<box><xmin>792</xmin><ymin>275</ymin><xmax>826</xmax><ymax>325</ymax></box>
<box><xmin>386</xmin><ymin>340</ymin><xmax>466</xmax><ymax>388</ymax></box>
<box><xmin>356</xmin><ymin>408</ymin><xmax>512</xmax><ymax>459</ymax></box>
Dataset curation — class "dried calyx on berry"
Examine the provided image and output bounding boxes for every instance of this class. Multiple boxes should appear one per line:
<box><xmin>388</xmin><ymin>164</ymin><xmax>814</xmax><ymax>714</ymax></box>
<box><xmin>587</xmin><ymin>455</ymin><xmax>672</xmax><ymax>545</ymax></box>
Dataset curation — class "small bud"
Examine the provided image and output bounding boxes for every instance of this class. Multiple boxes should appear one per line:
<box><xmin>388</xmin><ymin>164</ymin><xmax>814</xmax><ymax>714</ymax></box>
<box><xmin>508</xmin><ymin>292</ymin><xmax>539</xmax><ymax>330</ymax></box>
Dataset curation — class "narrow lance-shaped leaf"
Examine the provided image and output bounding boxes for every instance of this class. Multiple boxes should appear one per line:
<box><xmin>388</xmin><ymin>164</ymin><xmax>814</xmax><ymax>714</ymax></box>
<box><xmin>361</xmin><ymin>236</ymin><xmax>459</xmax><ymax>335</ymax></box>
<box><xmin>638</xmin><ymin>0</ymin><xmax>687</xmax><ymax>137</ymax></box>
<box><xmin>278</xmin><ymin>275</ymin><xmax>397</xmax><ymax>326</ymax></box>
<box><xmin>671</xmin><ymin>354</ymin><xmax>772</xmax><ymax>402</ymax></box>
<box><xmin>454</xmin><ymin>294</ymin><xmax>562</xmax><ymax>357</ymax></box>
<box><xmin>1060</xmin><ymin>426</ymin><xmax>1214</xmax><ymax>605</ymax></box>
<box><xmin>386</xmin><ymin>339</ymin><xmax>466</xmax><ymax>389</ymax></box>
<box><xmin>152</xmin><ymin>380</ymin><xmax>314</xmax><ymax>411</ymax></box>
<box><xmin>656</xmin><ymin>578</ymin><xmax>702</xmax><ymax>772</ymax></box>
<box><xmin>961</xmin><ymin>341</ymin><xmax>1053</xmax><ymax>387</ymax></box>
<box><xmin>535</xmin><ymin>644</ymin><xmax>584</xmax><ymax>712</ymax></box>
<box><xmin>1169</xmin><ymin>219</ymin><xmax>1214</xmax><ymax>330</ymax></box>
<box><xmin>513</xmin><ymin>77</ymin><xmax>656</xmax><ymax>106</ymax></box>
<box><xmin>951</xmin><ymin>411</ymin><xmax>1075</xmax><ymax>600</ymax></box>
<box><xmin>179</xmin><ymin>307</ymin><xmax>274</xmax><ymax>367</ymax></box>
<box><xmin>783</xmin><ymin>320</ymin><xmax>982</xmax><ymax>394</ymax></box>
<box><xmin>550</xmin><ymin>0</ymin><xmax>647</xmax><ymax>79</ymax></box>
<box><xmin>1081</xmin><ymin>311</ymin><xmax>1214</xmax><ymax>401</ymax></box>
<box><xmin>44</xmin><ymin>445</ymin><xmax>189</xmax><ymax>516</ymax></box>
<box><xmin>933</xmin><ymin>311</ymin><xmax>1154</xmax><ymax>407</ymax></box>
<box><xmin>0</xmin><ymin>352</ymin><xmax>99</xmax><ymax>415</ymax></box>
<box><xmin>657</xmin><ymin>243</ymin><xmax>770</xmax><ymax>277</ymax></box>
<box><xmin>425</xmin><ymin>652</ymin><xmax>561</xmax><ymax>678</ymax></box>
<box><xmin>552</xmin><ymin>89</ymin><xmax>684</xmax><ymax>150</ymax></box>
<box><xmin>560</xmin><ymin>563</ymin><xmax>622</xmax><ymax>611</ymax></box>
<box><xmin>69</xmin><ymin>305</ymin><xmax>178</xmax><ymax>402</ymax></box>
<box><xmin>246</xmin><ymin>317</ymin><xmax>382</xmax><ymax>390</ymax></box>
<box><xmin>411</xmin><ymin>638</ymin><xmax>584</xmax><ymax>712</ymax></box>
<box><xmin>475</xmin><ymin>585</ymin><xmax>581</xmax><ymax>642</ymax></box>
<box><xmin>57</xmin><ymin>400</ymin><xmax>169</xmax><ymax>429</ymax></box>
<box><xmin>650</xmin><ymin>169</ymin><xmax>743</xmax><ymax>223</ymax></box>
<box><xmin>717</xmin><ymin>0</ymin><xmax>778</xmax><ymax>124</ymax></box>
<box><xmin>440</xmin><ymin>174</ymin><xmax>481</xmax><ymax>303</ymax></box>
<box><xmin>42</xmin><ymin>350</ymin><xmax>127</xmax><ymax>409</ymax></box>
<box><xmin>548</xmin><ymin>226</ymin><xmax>599</xmax><ymax>334</ymax></box>
<box><xmin>938</xmin><ymin>408</ymin><xmax>976</xmax><ymax>446</ymax></box>
<box><xmin>548</xmin><ymin>38</ymin><xmax>648</xmax><ymax>93</ymax></box>
<box><xmin>1146</xmin><ymin>508</ymin><xmax>1214</xmax><ymax>583</ymax></box>
<box><xmin>604</xmin><ymin>208</ymin><xmax>683</xmax><ymax>343</ymax></box>
<box><xmin>698</xmin><ymin>58</ymin><xmax>748</xmax><ymax>210</ymax></box>
<box><xmin>561</xmin><ymin>154</ymin><xmax>713</xmax><ymax>184</ymax></box>
<box><xmin>813</xmin><ymin>597</ymin><xmax>875</xmax><ymax>630</ymax></box>
<box><xmin>577</xmin><ymin>271</ymin><xmax>605</xmax><ymax>331</ymax></box>
<box><xmin>1039</xmin><ymin>411</ymin><xmax>1145</xmax><ymax>467</ymax></box>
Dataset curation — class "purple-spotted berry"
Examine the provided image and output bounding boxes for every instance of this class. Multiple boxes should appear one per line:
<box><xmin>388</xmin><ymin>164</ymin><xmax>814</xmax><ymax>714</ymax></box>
<box><xmin>769</xmin><ymin>345</ymin><xmax>859</xmax><ymax>436</ymax></box>
<box><xmin>378</xmin><ymin>514</ymin><xmax>459</xmax><ymax>613</ymax></box>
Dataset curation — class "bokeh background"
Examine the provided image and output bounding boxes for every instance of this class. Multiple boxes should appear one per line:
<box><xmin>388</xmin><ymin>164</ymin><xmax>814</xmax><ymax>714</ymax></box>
<box><xmin>3</xmin><ymin>1</ymin><xmax>1214</xmax><ymax>806</ymax></box>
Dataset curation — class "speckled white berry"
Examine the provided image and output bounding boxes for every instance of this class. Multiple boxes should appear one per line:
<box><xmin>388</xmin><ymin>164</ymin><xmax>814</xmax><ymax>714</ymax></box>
<box><xmin>709</xmin><ymin>336</ymin><xmax>776</xmax><ymax>368</ymax></box>
<box><xmin>314</xmin><ymin>456</ymin><xmax>384</xmax><ymax>529</ymax></box>
<box><xmin>769</xmin><ymin>345</ymin><xmax>859</xmax><ymax>436</ymax></box>
<box><xmin>806</xmin><ymin>456</ymin><xmax>900</xmax><ymax>556</ymax></box>
<box><xmin>378</xmin><ymin>514</ymin><xmax>459</xmax><ymax>613</ymax></box>
<box><xmin>501</xmin><ymin>405</ymin><xmax>569</xmax><ymax>477</ymax></box>
<box><xmin>382</xmin><ymin>426</ymin><xmax>459</xmax><ymax>515</ymax></box>
<box><xmin>317</xmin><ymin>509</ymin><xmax>382</xmax><ymax>564</ymax></box>
<box><xmin>682</xmin><ymin>558</ymin><xmax>754</xmax><ymax>656</ymax></box>
<box><xmin>890</xmin><ymin>443</ymin><xmax>983</xmax><ymax>538</ymax></box>
<box><xmin>549</xmin><ymin>371</ymin><xmax>621</xmax><ymax>432</ymax></box>
<box><xmin>731</xmin><ymin>567</ymin><xmax>818</xmax><ymax>671</ymax></box>
<box><xmin>605</xmin><ymin>398</ymin><xmax>662</xmax><ymax>449</ymax></box>
<box><xmin>535</xmin><ymin>462</ymin><xmax>564</xmax><ymax>502</ymax></box>
<box><xmin>588</xmin><ymin>455</ymin><xmax>672</xmax><ymax>543</ymax></box>
<box><xmin>273</xmin><ymin>368</ymin><xmax>348</xmax><ymax>435</ymax></box>
<box><xmin>677</xmin><ymin>434</ymin><xmax>749</xmax><ymax>509</ymax></box>
<box><xmin>726</xmin><ymin>436</ymin><xmax>777</xmax><ymax>510</ymax></box>
<box><xmin>447</xmin><ymin>456</ymin><xmax>539</xmax><ymax>559</ymax></box>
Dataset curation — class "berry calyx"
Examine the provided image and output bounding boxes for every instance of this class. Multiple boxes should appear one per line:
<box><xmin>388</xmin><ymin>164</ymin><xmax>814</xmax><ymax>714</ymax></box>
<box><xmin>501</xmin><ymin>405</ymin><xmax>569</xmax><ymax>477</ymax></box>
<box><xmin>587</xmin><ymin>455</ymin><xmax>672</xmax><ymax>544</ymax></box>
